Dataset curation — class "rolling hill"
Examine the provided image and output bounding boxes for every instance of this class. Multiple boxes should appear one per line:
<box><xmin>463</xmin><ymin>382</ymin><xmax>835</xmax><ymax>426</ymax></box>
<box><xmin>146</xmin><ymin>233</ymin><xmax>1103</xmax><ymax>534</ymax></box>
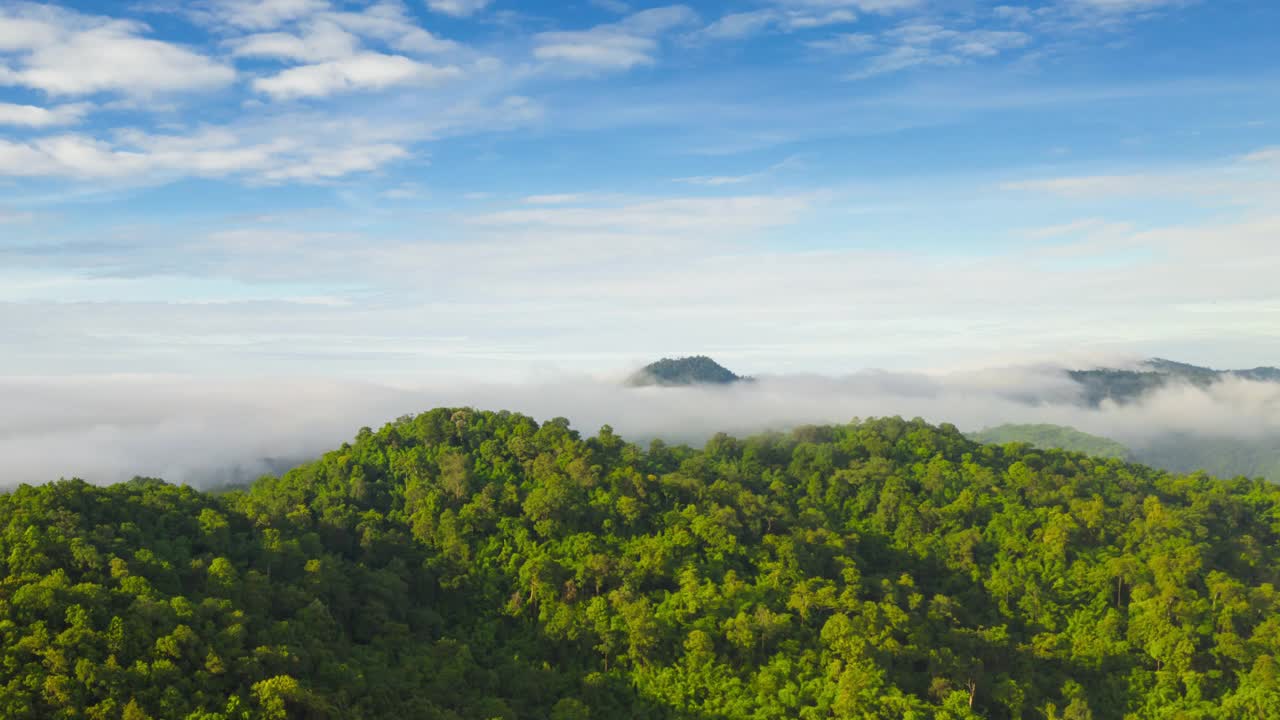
<box><xmin>2</xmin><ymin>409</ymin><xmax>1279</xmax><ymax>718</ymax></box>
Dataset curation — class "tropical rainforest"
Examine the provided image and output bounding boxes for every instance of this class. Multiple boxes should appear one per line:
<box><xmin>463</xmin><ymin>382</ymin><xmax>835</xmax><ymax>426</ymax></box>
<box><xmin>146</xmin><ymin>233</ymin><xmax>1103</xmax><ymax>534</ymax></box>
<box><xmin>2</xmin><ymin>408</ymin><xmax>1279</xmax><ymax>719</ymax></box>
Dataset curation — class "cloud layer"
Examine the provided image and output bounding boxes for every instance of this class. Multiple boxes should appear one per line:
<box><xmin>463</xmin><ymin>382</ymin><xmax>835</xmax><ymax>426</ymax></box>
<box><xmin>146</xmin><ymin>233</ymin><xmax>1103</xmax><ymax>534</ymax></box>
<box><xmin>4</xmin><ymin>364</ymin><xmax>1279</xmax><ymax>487</ymax></box>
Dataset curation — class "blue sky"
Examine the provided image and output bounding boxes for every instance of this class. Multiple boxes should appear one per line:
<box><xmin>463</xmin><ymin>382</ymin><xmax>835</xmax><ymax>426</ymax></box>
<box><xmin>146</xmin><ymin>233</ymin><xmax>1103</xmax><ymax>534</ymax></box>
<box><xmin>2</xmin><ymin>0</ymin><xmax>1279</xmax><ymax>379</ymax></box>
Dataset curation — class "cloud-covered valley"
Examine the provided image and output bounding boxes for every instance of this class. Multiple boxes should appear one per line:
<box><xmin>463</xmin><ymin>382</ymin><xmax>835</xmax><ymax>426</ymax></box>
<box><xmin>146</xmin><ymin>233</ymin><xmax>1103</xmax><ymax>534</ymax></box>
<box><xmin>6</xmin><ymin>364</ymin><xmax>1279</xmax><ymax>487</ymax></box>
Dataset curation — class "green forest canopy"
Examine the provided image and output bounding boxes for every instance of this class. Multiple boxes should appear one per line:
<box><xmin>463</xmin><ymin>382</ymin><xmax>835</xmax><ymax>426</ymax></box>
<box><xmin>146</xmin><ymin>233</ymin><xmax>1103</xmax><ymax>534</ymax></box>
<box><xmin>2</xmin><ymin>408</ymin><xmax>1280</xmax><ymax>719</ymax></box>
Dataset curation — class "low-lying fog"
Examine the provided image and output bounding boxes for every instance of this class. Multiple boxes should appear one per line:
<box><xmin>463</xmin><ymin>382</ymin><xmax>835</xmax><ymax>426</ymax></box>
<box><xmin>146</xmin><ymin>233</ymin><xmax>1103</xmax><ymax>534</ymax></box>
<box><xmin>3</xmin><ymin>366</ymin><xmax>1279</xmax><ymax>486</ymax></box>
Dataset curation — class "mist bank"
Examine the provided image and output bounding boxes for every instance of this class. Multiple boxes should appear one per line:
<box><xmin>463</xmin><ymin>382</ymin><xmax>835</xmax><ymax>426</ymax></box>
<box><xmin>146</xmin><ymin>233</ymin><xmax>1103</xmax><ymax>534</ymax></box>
<box><xmin>3</xmin><ymin>366</ymin><xmax>1279</xmax><ymax>487</ymax></box>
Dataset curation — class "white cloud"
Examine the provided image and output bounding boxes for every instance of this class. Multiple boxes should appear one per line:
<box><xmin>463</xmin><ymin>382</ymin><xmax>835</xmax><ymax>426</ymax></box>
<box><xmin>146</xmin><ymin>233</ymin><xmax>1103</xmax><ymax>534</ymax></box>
<box><xmin>218</xmin><ymin>0</ymin><xmax>456</xmax><ymax>56</ymax></box>
<box><xmin>253</xmin><ymin>52</ymin><xmax>461</xmax><ymax>99</ymax></box>
<box><xmin>534</xmin><ymin>6</ymin><xmax>697</xmax><ymax>71</ymax></box>
<box><xmin>426</xmin><ymin>0</ymin><xmax>492</xmax><ymax>18</ymax></box>
<box><xmin>230</xmin><ymin>21</ymin><xmax>360</xmax><ymax>62</ymax></box>
<box><xmin>227</xmin><ymin>2</ymin><xmax>463</xmax><ymax>99</ymax></box>
<box><xmin>534</xmin><ymin>35</ymin><xmax>654</xmax><ymax>69</ymax></box>
<box><xmin>0</xmin><ymin>101</ymin><xmax>90</xmax><ymax>127</ymax></box>
<box><xmin>204</xmin><ymin>0</ymin><xmax>329</xmax><ymax>30</ymax></box>
<box><xmin>202</xmin><ymin>0</ymin><xmax>459</xmax><ymax>56</ymax></box>
<box><xmin>0</xmin><ymin>3</ymin><xmax>234</xmax><ymax>97</ymax></box>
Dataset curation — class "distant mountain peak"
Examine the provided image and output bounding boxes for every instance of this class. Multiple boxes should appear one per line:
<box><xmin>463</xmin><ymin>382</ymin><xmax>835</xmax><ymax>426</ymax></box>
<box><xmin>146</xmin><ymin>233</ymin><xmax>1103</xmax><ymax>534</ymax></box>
<box><xmin>627</xmin><ymin>355</ymin><xmax>749</xmax><ymax>387</ymax></box>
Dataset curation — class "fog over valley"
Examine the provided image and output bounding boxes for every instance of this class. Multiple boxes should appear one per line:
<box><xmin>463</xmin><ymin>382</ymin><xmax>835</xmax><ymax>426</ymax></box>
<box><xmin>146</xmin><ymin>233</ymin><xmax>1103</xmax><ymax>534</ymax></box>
<box><xmin>7</xmin><ymin>358</ymin><xmax>1279</xmax><ymax>487</ymax></box>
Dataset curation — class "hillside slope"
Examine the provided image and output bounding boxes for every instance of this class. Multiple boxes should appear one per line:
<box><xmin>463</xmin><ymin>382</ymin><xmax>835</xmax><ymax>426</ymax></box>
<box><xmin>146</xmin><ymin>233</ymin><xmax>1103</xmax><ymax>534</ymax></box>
<box><xmin>969</xmin><ymin>423</ymin><xmax>1130</xmax><ymax>459</ymax></box>
<box><xmin>2</xmin><ymin>410</ymin><xmax>1280</xmax><ymax>718</ymax></box>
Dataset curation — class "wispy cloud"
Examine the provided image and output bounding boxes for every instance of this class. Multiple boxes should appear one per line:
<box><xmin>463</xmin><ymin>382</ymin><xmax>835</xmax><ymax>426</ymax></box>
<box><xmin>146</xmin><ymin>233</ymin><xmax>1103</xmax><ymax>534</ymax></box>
<box><xmin>1003</xmin><ymin>147</ymin><xmax>1280</xmax><ymax>203</ymax></box>
<box><xmin>997</xmin><ymin>0</ymin><xmax>1197</xmax><ymax>34</ymax></box>
<box><xmin>468</xmin><ymin>194</ymin><xmax>811</xmax><ymax>233</ymax></box>
<box><xmin>0</xmin><ymin>125</ymin><xmax>409</xmax><ymax>183</ymax></box>
<box><xmin>819</xmin><ymin>23</ymin><xmax>1033</xmax><ymax>79</ymax></box>
<box><xmin>702</xmin><ymin>8</ymin><xmax>856</xmax><ymax>40</ymax></box>
<box><xmin>0</xmin><ymin>101</ymin><xmax>90</xmax><ymax>127</ymax></box>
<box><xmin>534</xmin><ymin>6</ymin><xmax>698</xmax><ymax>71</ymax></box>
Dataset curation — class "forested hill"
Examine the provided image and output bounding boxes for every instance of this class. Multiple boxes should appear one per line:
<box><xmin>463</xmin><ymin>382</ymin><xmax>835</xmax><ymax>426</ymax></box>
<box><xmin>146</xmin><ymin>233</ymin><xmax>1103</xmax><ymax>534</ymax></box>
<box><xmin>3</xmin><ymin>410</ymin><xmax>1280</xmax><ymax>719</ymax></box>
<box><xmin>969</xmin><ymin>424</ymin><xmax>1130</xmax><ymax>460</ymax></box>
<box><xmin>626</xmin><ymin>356</ymin><xmax>748</xmax><ymax>386</ymax></box>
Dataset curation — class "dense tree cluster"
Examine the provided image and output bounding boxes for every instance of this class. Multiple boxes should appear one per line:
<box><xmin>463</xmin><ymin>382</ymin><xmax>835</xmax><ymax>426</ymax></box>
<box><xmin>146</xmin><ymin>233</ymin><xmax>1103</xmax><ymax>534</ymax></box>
<box><xmin>2</xmin><ymin>409</ymin><xmax>1280</xmax><ymax>719</ymax></box>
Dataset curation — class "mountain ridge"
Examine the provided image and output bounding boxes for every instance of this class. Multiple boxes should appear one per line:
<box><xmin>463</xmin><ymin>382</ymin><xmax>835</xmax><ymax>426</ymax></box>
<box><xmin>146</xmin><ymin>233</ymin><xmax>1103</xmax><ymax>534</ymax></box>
<box><xmin>1068</xmin><ymin>357</ymin><xmax>1280</xmax><ymax>406</ymax></box>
